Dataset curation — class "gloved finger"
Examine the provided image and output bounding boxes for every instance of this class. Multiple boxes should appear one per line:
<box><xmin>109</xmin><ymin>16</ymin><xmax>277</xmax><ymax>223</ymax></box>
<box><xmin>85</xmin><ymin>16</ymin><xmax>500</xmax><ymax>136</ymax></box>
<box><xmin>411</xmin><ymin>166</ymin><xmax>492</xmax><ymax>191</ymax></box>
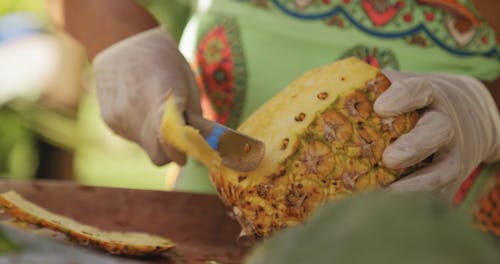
<box><xmin>154</xmin><ymin>33</ymin><xmax>202</xmax><ymax>116</ymax></box>
<box><xmin>388</xmin><ymin>153</ymin><xmax>460</xmax><ymax>193</ymax></box>
<box><xmin>374</xmin><ymin>77</ymin><xmax>434</xmax><ymax>117</ymax></box>
<box><xmin>162</xmin><ymin>61</ymin><xmax>202</xmax><ymax>118</ymax></box>
<box><xmin>145</xmin><ymin>140</ymin><xmax>172</xmax><ymax>166</ymax></box>
<box><xmin>382</xmin><ymin>110</ymin><xmax>454</xmax><ymax>169</ymax></box>
<box><xmin>95</xmin><ymin>68</ymin><xmax>127</xmax><ymax>138</ymax></box>
<box><xmin>159</xmin><ymin>137</ymin><xmax>187</xmax><ymax>165</ymax></box>
<box><xmin>141</xmin><ymin>99</ymin><xmax>186</xmax><ymax>166</ymax></box>
<box><xmin>182</xmin><ymin>61</ymin><xmax>203</xmax><ymax>115</ymax></box>
<box><xmin>142</xmin><ymin>131</ymin><xmax>187</xmax><ymax>166</ymax></box>
<box><xmin>381</xmin><ymin>68</ymin><xmax>417</xmax><ymax>81</ymax></box>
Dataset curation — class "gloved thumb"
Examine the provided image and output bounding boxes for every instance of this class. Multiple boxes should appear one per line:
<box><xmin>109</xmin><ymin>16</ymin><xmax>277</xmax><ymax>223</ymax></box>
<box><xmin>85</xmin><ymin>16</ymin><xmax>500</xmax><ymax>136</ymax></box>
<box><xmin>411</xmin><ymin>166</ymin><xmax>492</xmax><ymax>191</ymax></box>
<box><xmin>374</xmin><ymin>77</ymin><xmax>434</xmax><ymax>117</ymax></box>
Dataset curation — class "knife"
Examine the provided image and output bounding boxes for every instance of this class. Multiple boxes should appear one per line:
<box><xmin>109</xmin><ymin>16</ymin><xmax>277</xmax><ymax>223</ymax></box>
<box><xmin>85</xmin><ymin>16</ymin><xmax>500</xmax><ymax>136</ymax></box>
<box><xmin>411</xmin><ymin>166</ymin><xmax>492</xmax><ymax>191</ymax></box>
<box><xmin>184</xmin><ymin>112</ymin><xmax>265</xmax><ymax>172</ymax></box>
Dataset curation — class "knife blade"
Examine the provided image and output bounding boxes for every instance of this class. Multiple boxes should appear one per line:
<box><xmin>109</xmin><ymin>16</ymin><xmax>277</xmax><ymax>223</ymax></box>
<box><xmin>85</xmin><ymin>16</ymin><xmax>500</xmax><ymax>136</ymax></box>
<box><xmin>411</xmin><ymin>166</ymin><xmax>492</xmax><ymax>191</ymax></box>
<box><xmin>184</xmin><ymin>112</ymin><xmax>265</xmax><ymax>172</ymax></box>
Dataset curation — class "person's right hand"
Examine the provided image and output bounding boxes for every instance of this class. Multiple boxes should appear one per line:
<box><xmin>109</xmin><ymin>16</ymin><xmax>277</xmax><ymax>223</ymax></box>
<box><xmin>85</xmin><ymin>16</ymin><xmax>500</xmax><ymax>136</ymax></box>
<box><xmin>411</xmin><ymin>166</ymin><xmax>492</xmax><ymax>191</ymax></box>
<box><xmin>375</xmin><ymin>70</ymin><xmax>500</xmax><ymax>198</ymax></box>
<box><xmin>92</xmin><ymin>27</ymin><xmax>201</xmax><ymax>166</ymax></box>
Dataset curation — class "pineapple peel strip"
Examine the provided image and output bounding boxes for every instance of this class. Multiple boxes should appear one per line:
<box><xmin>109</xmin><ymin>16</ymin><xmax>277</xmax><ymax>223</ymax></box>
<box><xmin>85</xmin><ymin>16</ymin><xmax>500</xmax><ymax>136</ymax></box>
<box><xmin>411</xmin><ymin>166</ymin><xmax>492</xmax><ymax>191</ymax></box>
<box><xmin>0</xmin><ymin>191</ymin><xmax>174</xmax><ymax>256</ymax></box>
<box><xmin>160</xmin><ymin>97</ymin><xmax>221</xmax><ymax>167</ymax></box>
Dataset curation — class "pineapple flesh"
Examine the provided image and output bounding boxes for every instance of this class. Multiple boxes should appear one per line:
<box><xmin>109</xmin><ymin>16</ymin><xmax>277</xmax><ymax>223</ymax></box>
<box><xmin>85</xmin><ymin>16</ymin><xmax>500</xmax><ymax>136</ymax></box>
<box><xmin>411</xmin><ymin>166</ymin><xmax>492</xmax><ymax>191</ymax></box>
<box><xmin>0</xmin><ymin>191</ymin><xmax>174</xmax><ymax>256</ymax></box>
<box><xmin>161</xmin><ymin>57</ymin><xmax>419</xmax><ymax>240</ymax></box>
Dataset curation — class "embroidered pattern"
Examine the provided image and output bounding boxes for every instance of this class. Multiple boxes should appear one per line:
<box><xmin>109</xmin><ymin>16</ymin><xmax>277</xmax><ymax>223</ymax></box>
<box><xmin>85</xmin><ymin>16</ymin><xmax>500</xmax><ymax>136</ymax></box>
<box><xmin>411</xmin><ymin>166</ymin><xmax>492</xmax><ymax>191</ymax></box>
<box><xmin>240</xmin><ymin>0</ymin><xmax>499</xmax><ymax>60</ymax></box>
<box><xmin>453</xmin><ymin>164</ymin><xmax>484</xmax><ymax>205</ymax></box>
<box><xmin>405</xmin><ymin>32</ymin><xmax>434</xmax><ymax>47</ymax></box>
<box><xmin>340</xmin><ymin>45</ymin><xmax>400</xmax><ymax>69</ymax></box>
<box><xmin>473</xmin><ymin>171</ymin><xmax>500</xmax><ymax>237</ymax></box>
<box><xmin>195</xmin><ymin>16</ymin><xmax>247</xmax><ymax>128</ymax></box>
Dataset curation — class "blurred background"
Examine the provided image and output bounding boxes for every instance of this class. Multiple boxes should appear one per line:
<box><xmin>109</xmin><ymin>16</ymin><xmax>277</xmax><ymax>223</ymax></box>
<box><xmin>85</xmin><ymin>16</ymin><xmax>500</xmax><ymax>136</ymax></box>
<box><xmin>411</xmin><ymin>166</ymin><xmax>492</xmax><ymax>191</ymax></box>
<box><xmin>0</xmin><ymin>0</ymin><xmax>189</xmax><ymax>190</ymax></box>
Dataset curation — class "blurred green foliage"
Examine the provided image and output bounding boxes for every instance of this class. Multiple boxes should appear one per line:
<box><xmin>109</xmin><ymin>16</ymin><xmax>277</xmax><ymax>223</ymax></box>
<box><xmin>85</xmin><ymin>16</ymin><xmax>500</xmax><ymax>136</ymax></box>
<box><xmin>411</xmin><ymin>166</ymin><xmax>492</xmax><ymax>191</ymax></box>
<box><xmin>0</xmin><ymin>0</ymin><xmax>47</xmax><ymax>181</ymax></box>
<box><xmin>0</xmin><ymin>108</ymin><xmax>37</xmax><ymax>180</ymax></box>
<box><xmin>0</xmin><ymin>227</ymin><xmax>21</xmax><ymax>254</ymax></box>
<box><xmin>0</xmin><ymin>0</ymin><xmax>45</xmax><ymax>16</ymax></box>
<box><xmin>75</xmin><ymin>95</ymin><xmax>168</xmax><ymax>190</ymax></box>
<box><xmin>0</xmin><ymin>0</ymin><xmax>188</xmax><ymax>187</ymax></box>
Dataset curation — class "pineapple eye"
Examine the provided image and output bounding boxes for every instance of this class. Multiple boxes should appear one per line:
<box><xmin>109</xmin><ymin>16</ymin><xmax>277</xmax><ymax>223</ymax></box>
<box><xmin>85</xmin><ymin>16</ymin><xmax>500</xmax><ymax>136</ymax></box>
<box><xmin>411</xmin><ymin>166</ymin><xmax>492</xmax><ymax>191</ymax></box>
<box><xmin>317</xmin><ymin>92</ymin><xmax>329</xmax><ymax>100</ymax></box>
<box><xmin>295</xmin><ymin>112</ymin><xmax>306</xmax><ymax>122</ymax></box>
<box><xmin>238</xmin><ymin>175</ymin><xmax>248</xmax><ymax>182</ymax></box>
<box><xmin>280</xmin><ymin>138</ymin><xmax>290</xmax><ymax>150</ymax></box>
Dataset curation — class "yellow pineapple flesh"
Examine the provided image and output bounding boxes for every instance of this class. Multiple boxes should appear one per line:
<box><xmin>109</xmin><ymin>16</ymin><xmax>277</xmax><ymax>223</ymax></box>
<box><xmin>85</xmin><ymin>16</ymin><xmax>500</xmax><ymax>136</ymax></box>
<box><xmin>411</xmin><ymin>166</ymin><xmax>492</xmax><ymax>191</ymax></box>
<box><xmin>161</xmin><ymin>57</ymin><xmax>419</xmax><ymax>240</ymax></box>
<box><xmin>0</xmin><ymin>191</ymin><xmax>174</xmax><ymax>256</ymax></box>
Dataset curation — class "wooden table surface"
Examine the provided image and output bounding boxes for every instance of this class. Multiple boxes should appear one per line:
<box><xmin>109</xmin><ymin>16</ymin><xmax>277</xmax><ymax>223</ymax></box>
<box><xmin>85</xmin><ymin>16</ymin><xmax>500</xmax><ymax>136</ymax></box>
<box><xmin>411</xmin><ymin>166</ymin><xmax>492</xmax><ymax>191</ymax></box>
<box><xmin>0</xmin><ymin>179</ymin><xmax>247</xmax><ymax>264</ymax></box>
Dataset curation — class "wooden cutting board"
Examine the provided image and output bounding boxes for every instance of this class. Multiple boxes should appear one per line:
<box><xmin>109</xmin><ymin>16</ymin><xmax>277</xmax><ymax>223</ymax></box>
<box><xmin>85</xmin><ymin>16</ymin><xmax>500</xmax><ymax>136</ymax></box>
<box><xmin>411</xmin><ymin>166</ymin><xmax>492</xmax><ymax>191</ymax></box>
<box><xmin>0</xmin><ymin>180</ymin><xmax>247</xmax><ymax>264</ymax></box>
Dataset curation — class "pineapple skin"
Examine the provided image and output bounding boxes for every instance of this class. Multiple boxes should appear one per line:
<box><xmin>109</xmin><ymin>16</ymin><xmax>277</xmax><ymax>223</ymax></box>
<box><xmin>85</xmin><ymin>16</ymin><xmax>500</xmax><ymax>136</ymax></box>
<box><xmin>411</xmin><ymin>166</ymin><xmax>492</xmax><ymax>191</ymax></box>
<box><xmin>210</xmin><ymin>58</ymin><xmax>419</xmax><ymax>239</ymax></box>
<box><xmin>0</xmin><ymin>191</ymin><xmax>174</xmax><ymax>256</ymax></box>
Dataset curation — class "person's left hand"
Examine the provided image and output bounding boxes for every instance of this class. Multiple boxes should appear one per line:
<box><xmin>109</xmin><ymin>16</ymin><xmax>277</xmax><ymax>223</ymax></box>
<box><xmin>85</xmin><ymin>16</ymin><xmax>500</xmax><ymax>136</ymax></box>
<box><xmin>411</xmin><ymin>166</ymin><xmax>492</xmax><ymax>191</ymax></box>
<box><xmin>375</xmin><ymin>70</ymin><xmax>500</xmax><ymax>198</ymax></box>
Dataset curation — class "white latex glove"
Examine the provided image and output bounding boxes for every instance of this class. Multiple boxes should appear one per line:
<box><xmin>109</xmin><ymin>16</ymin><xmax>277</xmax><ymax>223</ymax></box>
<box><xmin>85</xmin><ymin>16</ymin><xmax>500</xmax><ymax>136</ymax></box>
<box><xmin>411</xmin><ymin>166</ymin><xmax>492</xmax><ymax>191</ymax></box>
<box><xmin>376</xmin><ymin>70</ymin><xmax>500</xmax><ymax>197</ymax></box>
<box><xmin>92</xmin><ymin>27</ymin><xmax>201</xmax><ymax>166</ymax></box>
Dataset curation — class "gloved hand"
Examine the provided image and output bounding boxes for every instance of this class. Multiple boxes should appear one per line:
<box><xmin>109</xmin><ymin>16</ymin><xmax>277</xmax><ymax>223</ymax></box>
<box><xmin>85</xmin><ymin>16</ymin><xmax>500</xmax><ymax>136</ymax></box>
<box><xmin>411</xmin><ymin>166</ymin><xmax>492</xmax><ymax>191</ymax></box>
<box><xmin>375</xmin><ymin>70</ymin><xmax>500</xmax><ymax>197</ymax></box>
<box><xmin>92</xmin><ymin>27</ymin><xmax>201</xmax><ymax>166</ymax></box>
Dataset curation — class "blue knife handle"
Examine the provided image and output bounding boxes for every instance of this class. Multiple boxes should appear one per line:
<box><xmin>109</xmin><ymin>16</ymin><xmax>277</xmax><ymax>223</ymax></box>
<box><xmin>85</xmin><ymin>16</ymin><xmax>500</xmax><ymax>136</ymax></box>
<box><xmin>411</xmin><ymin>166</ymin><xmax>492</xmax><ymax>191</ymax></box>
<box><xmin>206</xmin><ymin>123</ymin><xmax>227</xmax><ymax>151</ymax></box>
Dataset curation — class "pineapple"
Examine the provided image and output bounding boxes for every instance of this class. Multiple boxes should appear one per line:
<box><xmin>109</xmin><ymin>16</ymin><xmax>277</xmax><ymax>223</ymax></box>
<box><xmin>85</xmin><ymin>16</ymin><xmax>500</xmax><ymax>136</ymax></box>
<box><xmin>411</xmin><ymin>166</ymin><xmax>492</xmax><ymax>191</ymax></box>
<box><xmin>161</xmin><ymin>57</ymin><xmax>419</xmax><ymax>240</ymax></box>
<box><xmin>0</xmin><ymin>191</ymin><xmax>174</xmax><ymax>256</ymax></box>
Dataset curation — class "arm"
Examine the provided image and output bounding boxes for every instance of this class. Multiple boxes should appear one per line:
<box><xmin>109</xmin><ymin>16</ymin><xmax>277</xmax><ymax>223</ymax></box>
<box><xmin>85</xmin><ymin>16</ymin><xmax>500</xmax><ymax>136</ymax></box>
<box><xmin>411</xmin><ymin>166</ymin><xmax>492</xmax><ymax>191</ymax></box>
<box><xmin>45</xmin><ymin>0</ymin><xmax>202</xmax><ymax>166</ymax></box>
<box><xmin>472</xmin><ymin>0</ymin><xmax>500</xmax><ymax>108</ymax></box>
<box><xmin>484</xmin><ymin>79</ymin><xmax>500</xmax><ymax>108</ymax></box>
<box><xmin>45</xmin><ymin>0</ymin><xmax>158</xmax><ymax>59</ymax></box>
